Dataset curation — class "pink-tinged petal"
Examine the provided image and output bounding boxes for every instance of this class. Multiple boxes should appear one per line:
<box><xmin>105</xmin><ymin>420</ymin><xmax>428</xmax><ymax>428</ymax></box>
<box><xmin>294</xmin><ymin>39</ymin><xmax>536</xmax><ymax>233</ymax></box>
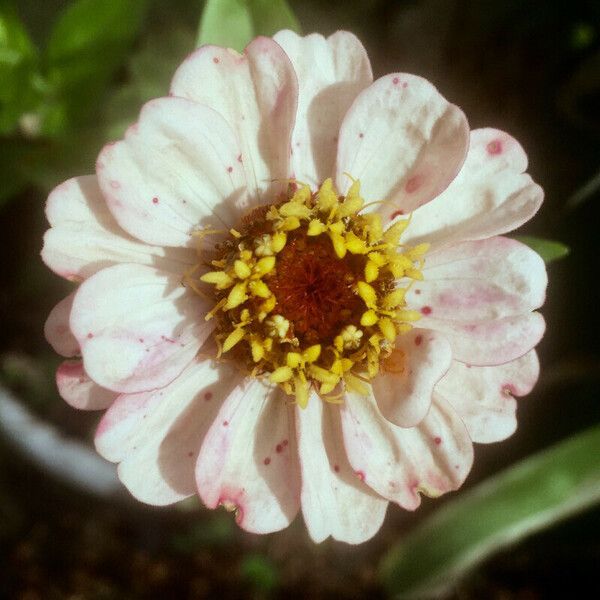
<box><xmin>341</xmin><ymin>393</ymin><xmax>473</xmax><ymax>509</ymax></box>
<box><xmin>96</xmin><ymin>359</ymin><xmax>241</xmax><ymax>505</ymax></box>
<box><xmin>44</xmin><ymin>293</ymin><xmax>79</xmax><ymax>357</ymax></box>
<box><xmin>436</xmin><ymin>351</ymin><xmax>540</xmax><ymax>443</ymax></box>
<box><xmin>405</xmin><ymin>128</ymin><xmax>543</xmax><ymax>249</ymax></box>
<box><xmin>196</xmin><ymin>379</ymin><xmax>300</xmax><ymax>534</ymax></box>
<box><xmin>336</xmin><ymin>74</ymin><xmax>469</xmax><ymax>214</ymax></box>
<box><xmin>273</xmin><ymin>30</ymin><xmax>372</xmax><ymax>188</ymax></box>
<box><xmin>97</xmin><ymin>97</ymin><xmax>247</xmax><ymax>247</ymax></box>
<box><xmin>71</xmin><ymin>263</ymin><xmax>211</xmax><ymax>393</ymax></box>
<box><xmin>372</xmin><ymin>329</ymin><xmax>452</xmax><ymax>427</ymax></box>
<box><xmin>296</xmin><ymin>396</ymin><xmax>388</xmax><ymax>544</ymax></box>
<box><xmin>408</xmin><ymin>237</ymin><xmax>548</xmax><ymax>321</ymax></box>
<box><xmin>171</xmin><ymin>36</ymin><xmax>297</xmax><ymax>204</ymax></box>
<box><xmin>42</xmin><ymin>176</ymin><xmax>194</xmax><ymax>280</ymax></box>
<box><xmin>56</xmin><ymin>360</ymin><xmax>116</xmax><ymax>410</ymax></box>
<box><xmin>419</xmin><ymin>312</ymin><xmax>545</xmax><ymax>366</ymax></box>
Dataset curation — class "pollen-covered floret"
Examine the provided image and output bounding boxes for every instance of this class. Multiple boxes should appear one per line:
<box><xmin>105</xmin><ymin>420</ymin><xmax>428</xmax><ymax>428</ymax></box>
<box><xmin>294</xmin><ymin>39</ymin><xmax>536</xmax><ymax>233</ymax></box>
<box><xmin>187</xmin><ymin>178</ymin><xmax>429</xmax><ymax>406</ymax></box>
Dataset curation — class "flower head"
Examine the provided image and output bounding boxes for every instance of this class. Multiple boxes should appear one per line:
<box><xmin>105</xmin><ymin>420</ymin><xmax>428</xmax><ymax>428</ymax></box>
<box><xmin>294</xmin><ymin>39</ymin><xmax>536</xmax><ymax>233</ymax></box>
<box><xmin>42</xmin><ymin>30</ymin><xmax>546</xmax><ymax>543</ymax></box>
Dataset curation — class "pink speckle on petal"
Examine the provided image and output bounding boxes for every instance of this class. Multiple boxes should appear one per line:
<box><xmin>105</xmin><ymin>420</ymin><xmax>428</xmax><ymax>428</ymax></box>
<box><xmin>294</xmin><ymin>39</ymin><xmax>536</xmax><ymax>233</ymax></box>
<box><xmin>187</xmin><ymin>451</ymin><xmax>194</xmax><ymax>457</ymax></box>
<box><xmin>402</xmin><ymin>82</ymin><xmax>408</xmax><ymax>88</ymax></box>
<box><xmin>152</xmin><ymin>197</ymin><xmax>159</xmax><ymax>204</ymax></box>
<box><xmin>204</xmin><ymin>391</ymin><xmax>213</xmax><ymax>401</ymax></box>
<box><xmin>392</xmin><ymin>77</ymin><xmax>400</xmax><ymax>85</ymax></box>
<box><xmin>434</xmin><ymin>437</ymin><xmax>442</xmax><ymax>445</ymax></box>
<box><xmin>390</xmin><ymin>209</ymin><xmax>404</xmax><ymax>221</ymax></box>
<box><xmin>223</xmin><ymin>420</ymin><xmax>229</xmax><ymax>427</ymax></box>
<box><xmin>487</xmin><ymin>139</ymin><xmax>503</xmax><ymax>155</ymax></box>
<box><xmin>359</xmin><ymin>132</ymin><xmax>364</xmax><ymax>139</ymax></box>
<box><xmin>282</xmin><ymin>439</ymin><xmax>289</xmax><ymax>447</ymax></box>
<box><xmin>333</xmin><ymin>464</ymin><xmax>340</xmax><ymax>473</ymax></box>
<box><xmin>275</xmin><ymin>443</ymin><xmax>283</xmax><ymax>453</ymax></box>
<box><xmin>415</xmin><ymin>289</ymin><xmax>421</xmax><ymax>295</ymax></box>
<box><xmin>87</xmin><ymin>332</ymin><xmax>94</xmax><ymax>339</ymax></box>
<box><xmin>421</xmin><ymin>306</ymin><xmax>432</xmax><ymax>315</ymax></box>
<box><xmin>405</xmin><ymin>175</ymin><xmax>422</xmax><ymax>193</ymax></box>
<box><xmin>110</xmin><ymin>180</ymin><xmax>120</xmax><ymax>189</ymax></box>
<box><xmin>227</xmin><ymin>166</ymin><xmax>233</xmax><ymax>173</ymax></box>
<box><xmin>263</xmin><ymin>457</ymin><xmax>271</xmax><ymax>466</ymax></box>
<box><xmin>213</xmin><ymin>57</ymin><xmax>220</xmax><ymax>64</ymax></box>
<box><xmin>355</xmin><ymin>470</ymin><xmax>365</xmax><ymax>482</ymax></box>
<box><xmin>414</xmin><ymin>335</ymin><xmax>423</xmax><ymax>346</ymax></box>
<box><xmin>237</xmin><ymin>154</ymin><xmax>243</xmax><ymax>163</ymax></box>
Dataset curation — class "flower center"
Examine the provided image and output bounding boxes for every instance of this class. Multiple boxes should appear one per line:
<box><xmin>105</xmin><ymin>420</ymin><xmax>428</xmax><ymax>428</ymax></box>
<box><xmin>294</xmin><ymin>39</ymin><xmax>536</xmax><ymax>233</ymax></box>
<box><xmin>185</xmin><ymin>178</ymin><xmax>429</xmax><ymax>407</ymax></box>
<box><xmin>269</xmin><ymin>233</ymin><xmax>363</xmax><ymax>344</ymax></box>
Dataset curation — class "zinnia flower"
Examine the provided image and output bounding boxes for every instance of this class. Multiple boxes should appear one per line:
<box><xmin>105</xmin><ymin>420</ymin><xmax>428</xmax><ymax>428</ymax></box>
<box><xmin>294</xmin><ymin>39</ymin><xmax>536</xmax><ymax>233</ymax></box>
<box><xmin>42</xmin><ymin>30</ymin><xmax>546</xmax><ymax>544</ymax></box>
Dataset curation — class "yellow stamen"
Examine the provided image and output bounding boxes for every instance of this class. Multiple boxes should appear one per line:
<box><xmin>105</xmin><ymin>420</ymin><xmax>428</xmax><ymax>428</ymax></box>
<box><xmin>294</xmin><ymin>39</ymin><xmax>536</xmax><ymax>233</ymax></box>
<box><xmin>270</xmin><ymin>366</ymin><xmax>293</xmax><ymax>383</ymax></box>
<box><xmin>200</xmin><ymin>271</ymin><xmax>234</xmax><ymax>290</ymax></box>
<box><xmin>222</xmin><ymin>327</ymin><xmax>245</xmax><ymax>353</ymax></box>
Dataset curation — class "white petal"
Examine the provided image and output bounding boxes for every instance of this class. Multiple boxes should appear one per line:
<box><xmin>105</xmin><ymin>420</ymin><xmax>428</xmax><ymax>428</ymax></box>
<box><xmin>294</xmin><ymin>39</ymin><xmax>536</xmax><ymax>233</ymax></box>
<box><xmin>419</xmin><ymin>312</ymin><xmax>545</xmax><ymax>366</ymax></box>
<box><xmin>196</xmin><ymin>379</ymin><xmax>300</xmax><ymax>534</ymax></box>
<box><xmin>44</xmin><ymin>292</ymin><xmax>79</xmax><ymax>357</ymax></box>
<box><xmin>171</xmin><ymin>36</ymin><xmax>297</xmax><ymax>204</ymax></box>
<box><xmin>42</xmin><ymin>175</ymin><xmax>194</xmax><ymax>280</ymax></box>
<box><xmin>273</xmin><ymin>30</ymin><xmax>373</xmax><ymax>188</ymax></box>
<box><xmin>408</xmin><ymin>237</ymin><xmax>548</xmax><ymax>321</ymax></box>
<box><xmin>56</xmin><ymin>360</ymin><xmax>116</xmax><ymax>410</ymax></box>
<box><xmin>336</xmin><ymin>74</ymin><xmax>469</xmax><ymax>215</ymax></box>
<box><xmin>296</xmin><ymin>397</ymin><xmax>388</xmax><ymax>544</ymax></box>
<box><xmin>96</xmin><ymin>359</ymin><xmax>241</xmax><ymax>505</ymax></box>
<box><xmin>97</xmin><ymin>97</ymin><xmax>247</xmax><ymax>247</ymax></box>
<box><xmin>405</xmin><ymin>128</ymin><xmax>544</xmax><ymax>249</ymax></box>
<box><xmin>341</xmin><ymin>392</ymin><xmax>473</xmax><ymax>509</ymax></box>
<box><xmin>71</xmin><ymin>263</ymin><xmax>212</xmax><ymax>393</ymax></box>
<box><xmin>372</xmin><ymin>329</ymin><xmax>451</xmax><ymax>427</ymax></box>
<box><xmin>435</xmin><ymin>351</ymin><xmax>540</xmax><ymax>443</ymax></box>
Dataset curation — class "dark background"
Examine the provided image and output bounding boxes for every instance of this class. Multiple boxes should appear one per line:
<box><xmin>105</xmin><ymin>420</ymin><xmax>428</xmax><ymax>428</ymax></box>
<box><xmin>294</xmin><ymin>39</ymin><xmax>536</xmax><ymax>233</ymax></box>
<box><xmin>1</xmin><ymin>0</ymin><xmax>599</xmax><ymax>597</ymax></box>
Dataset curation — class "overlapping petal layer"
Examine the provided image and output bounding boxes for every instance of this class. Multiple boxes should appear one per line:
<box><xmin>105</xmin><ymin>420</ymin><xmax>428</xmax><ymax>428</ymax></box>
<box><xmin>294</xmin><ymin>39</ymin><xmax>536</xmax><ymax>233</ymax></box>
<box><xmin>372</xmin><ymin>329</ymin><xmax>452</xmax><ymax>427</ymax></box>
<box><xmin>171</xmin><ymin>36</ymin><xmax>298</xmax><ymax>205</ymax></box>
<box><xmin>196</xmin><ymin>379</ymin><xmax>300</xmax><ymax>533</ymax></box>
<box><xmin>436</xmin><ymin>351</ymin><xmax>540</xmax><ymax>443</ymax></box>
<box><xmin>337</xmin><ymin>74</ymin><xmax>469</xmax><ymax>216</ymax></box>
<box><xmin>41</xmin><ymin>30</ymin><xmax>547</xmax><ymax>545</ymax></box>
<box><xmin>273</xmin><ymin>30</ymin><xmax>373</xmax><ymax>187</ymax></box>
<box><xmin>42</xmin><ymin>175</ymin><xmax>194</xmax><ymax>281</ymax></box>
<box><xmin>96</xmin><ymin>358</ymin><xmax>241</xmax><ymax>504</ymax></box>
<box><xmin>405</xmin><ymin>128</ymin><xmax>544</xmax><ymax>249</ymax></box>
<box><xmin>97</xmin><ymin>98</ymin><xmax>247</xmax><ymax>246</ymax></box>
<box><xmin>296</xmin><ymin>396</ymin><xmax>388</xmax><ymax>544</ymax></box>
<box><xmin>71</xmin><ymin>264</ymin><xmax>212</xmax><ymax>393</ymax></box>
<box><xmin>56</xmin><ymin>360</ymin><xmax>117</xmax><ymax>411</ymax></box>
<box><xmin>341</xmin><ymin>393</ymin><xmax>473</xmax><ymax>509</ymax></box>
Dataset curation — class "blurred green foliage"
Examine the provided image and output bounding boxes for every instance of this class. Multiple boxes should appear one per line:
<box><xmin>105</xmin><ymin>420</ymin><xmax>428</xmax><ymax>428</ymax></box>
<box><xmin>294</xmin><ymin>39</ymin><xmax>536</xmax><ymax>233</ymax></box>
<box><xmin>380</xmin><ymin>425</ymin><xmax>600</xmax><ymax>598</ymax></box>
<box><xmin>197</xmin><ymin>0</ymin><xmax>300</xmax><ymax>51</ymax></box>
<box><xmin>0</xmin><ymin>2</ymin><xmax>40</xmax><ymax>135</ymax></box>
<box><xmin>0</xmin><ymin>0</ymin><xmax>151</xmax><ymax>205</ymax></box>
<box><xmin>169</xmin><ymin>514</ymin><xmax>235</xmax><ymax>552</ymax></box>
<box><xmin>240</xmin><ymin>553</ymin><xmax>280</xmax><ymax>594</ymax></box>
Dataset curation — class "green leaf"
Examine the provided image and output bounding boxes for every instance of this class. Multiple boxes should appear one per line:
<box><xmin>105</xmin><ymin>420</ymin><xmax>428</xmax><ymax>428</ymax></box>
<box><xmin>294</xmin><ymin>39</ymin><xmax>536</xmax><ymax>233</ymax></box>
<box><xmin>0</xmin><ymin>2</ymin><xmax>40</xmax><ymax>134</ymax></box>
<box><xmin>380</xmin><ymin>425</ymin><xmax>600</xmax><ymax>599</ymax></box>
<box><xmin>240</xmin><ymin>554</ymin><xmax>280</xmax><ymax>592</ymax></box>
<box><xmin>197</xmin><ymin>0</ymin><xmax>301</xmax><ymax>52</ymax></box>
<box><xmin>515</xmin><ymin>235</ymin><xmax>570</xmax><ymax>263</ymax></box>
<box><xmin>42</xmin><ymin>0</ymin><xmax>149</xmax><ymax>134</ymax></box>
